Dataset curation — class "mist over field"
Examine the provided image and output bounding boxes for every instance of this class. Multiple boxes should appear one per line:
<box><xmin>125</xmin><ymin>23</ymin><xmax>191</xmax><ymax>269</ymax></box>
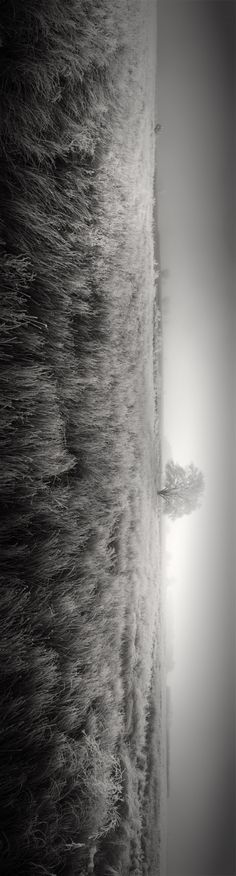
<box><xmin>0</xmin><ymin>1</ymin><xmax>235</xmax><ymax>874</ymax></box>
<box><xmin>157</xmin><ymin>2</ymin><xmax>235</xmax><ymax>874</ymax></box>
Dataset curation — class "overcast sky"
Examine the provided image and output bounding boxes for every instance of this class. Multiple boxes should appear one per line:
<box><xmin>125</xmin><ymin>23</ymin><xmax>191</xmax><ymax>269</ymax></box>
<box><xmin>156</xmin><ymin>2</ymin><xmax>235</xmax><ymax>874</ymax></box>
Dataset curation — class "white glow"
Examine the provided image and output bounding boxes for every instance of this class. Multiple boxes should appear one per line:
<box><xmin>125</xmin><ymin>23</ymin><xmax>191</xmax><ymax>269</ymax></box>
<box><xmin>157</xmin><ymin>2</ymin><xmax>234</xmax><ymax>872</ymax></box>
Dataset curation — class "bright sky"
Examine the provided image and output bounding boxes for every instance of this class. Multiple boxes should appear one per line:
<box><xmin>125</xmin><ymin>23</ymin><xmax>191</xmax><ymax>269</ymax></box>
<box><xmin>157</xmin><ymin>2</ymin><xmax>235</xmax><ymax>874</ymax></box>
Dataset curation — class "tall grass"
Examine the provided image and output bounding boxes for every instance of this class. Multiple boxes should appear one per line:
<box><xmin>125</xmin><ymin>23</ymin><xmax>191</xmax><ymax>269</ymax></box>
<box><xmin>0</xmin><ymin>0</ymin><xmax>163</xmax><ymax>874</ymax></box>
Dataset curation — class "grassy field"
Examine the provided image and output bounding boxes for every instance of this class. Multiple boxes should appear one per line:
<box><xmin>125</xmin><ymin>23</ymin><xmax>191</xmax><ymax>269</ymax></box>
<box><xmin>0</xmin><ymin>1</ymin><xmax>166</xmax><ymax>874</ymax></box>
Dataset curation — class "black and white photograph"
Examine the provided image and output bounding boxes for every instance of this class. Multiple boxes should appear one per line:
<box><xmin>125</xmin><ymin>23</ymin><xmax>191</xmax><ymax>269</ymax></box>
<box><xmin>0</xmin><ymin>1</ymin><xmax>235</xmax><ymax>874</ymax></box>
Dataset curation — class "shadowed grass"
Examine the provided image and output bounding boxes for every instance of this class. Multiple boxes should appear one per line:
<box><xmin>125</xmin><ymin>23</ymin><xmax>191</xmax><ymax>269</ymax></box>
<box><xmin>0</xmin><ymin>0</ymin><xmax>163</xmax><ymax>874</ymax></box>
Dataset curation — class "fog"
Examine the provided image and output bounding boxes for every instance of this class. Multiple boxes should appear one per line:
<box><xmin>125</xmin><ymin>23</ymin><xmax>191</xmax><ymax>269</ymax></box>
<box><xmin>156</xmin><ymin>2</ymin><xmax>235</xmax><ymax>874</ymax></box>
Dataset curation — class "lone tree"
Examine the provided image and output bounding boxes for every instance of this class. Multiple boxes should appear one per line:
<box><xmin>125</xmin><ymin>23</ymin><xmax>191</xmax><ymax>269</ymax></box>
<box><xmin>159</xmin><ymin>460</ymin><xmax>205</xmax><ymax>520</ymax></box>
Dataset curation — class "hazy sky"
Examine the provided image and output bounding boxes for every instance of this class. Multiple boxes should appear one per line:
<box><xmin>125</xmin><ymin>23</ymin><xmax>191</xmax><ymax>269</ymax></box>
<box><xmin>156</xmin><ymin>2</ymin><xmax>235</xmax><ymax>874</ymax></box>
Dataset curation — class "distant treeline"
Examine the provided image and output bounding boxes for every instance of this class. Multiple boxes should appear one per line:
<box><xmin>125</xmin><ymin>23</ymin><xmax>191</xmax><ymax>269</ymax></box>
<box><xmin>166</xmin><ymin>686</ymin><xmax>172</xmax><ymax>798</ymax></box>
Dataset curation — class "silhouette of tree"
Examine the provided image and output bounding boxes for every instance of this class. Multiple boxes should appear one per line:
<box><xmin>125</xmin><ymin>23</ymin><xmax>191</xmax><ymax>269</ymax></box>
<box><xmin>159</xmin><ymin>460</ymin><xmax>205</xmax><ymax>520</ymax></box>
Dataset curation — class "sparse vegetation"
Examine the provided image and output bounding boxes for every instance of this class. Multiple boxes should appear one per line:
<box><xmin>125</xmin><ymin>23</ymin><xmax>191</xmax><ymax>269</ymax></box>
<box><xmin>0</xmin><ymin>1</ymin><xmax>164</xmax><ymax>874</ymax></box>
